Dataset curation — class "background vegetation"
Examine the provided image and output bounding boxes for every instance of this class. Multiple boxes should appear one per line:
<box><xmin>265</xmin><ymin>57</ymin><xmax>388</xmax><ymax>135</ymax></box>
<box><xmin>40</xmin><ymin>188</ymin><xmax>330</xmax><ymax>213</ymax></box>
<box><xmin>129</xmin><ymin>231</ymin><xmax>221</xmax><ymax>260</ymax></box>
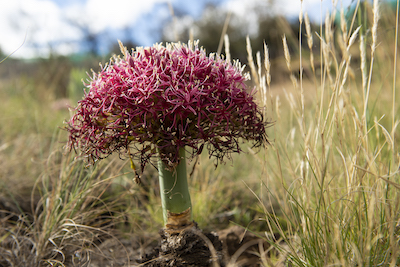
<box><xmin>0</xmin><ymin>0</ymin><xmax>399</xmax><ymax>266</ymax></box>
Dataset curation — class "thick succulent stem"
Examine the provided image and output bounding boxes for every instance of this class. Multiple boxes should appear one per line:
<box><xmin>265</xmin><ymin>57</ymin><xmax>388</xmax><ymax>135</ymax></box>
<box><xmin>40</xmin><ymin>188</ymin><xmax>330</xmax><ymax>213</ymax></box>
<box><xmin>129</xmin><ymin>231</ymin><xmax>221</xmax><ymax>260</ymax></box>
<box><xmin>158</xmin><ymin>148</ymin><xmax>193</xmax><ymax>229</ymax></box>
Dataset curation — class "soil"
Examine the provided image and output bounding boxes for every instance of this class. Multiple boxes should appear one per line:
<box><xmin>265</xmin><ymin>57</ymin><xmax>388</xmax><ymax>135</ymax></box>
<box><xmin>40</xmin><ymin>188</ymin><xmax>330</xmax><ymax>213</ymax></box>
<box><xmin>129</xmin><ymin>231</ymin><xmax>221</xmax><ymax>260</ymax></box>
<box><xmin>141</xmin><ymin>225</ymin><xmax>224</xmax><ymax>266</ymax></box>
<box><xmin>89</xmin><ymin>225</ymin><xmax>274</xmax><ymax>267</ymax></box>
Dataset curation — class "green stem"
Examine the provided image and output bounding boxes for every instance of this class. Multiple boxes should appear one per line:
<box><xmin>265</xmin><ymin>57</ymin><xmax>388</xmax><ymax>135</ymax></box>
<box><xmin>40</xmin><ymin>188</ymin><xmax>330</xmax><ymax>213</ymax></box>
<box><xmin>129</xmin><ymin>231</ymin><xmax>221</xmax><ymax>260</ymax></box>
<box><xmin>157</xmin><ymin>147</ymin><xmax>192</xmax><ymax>225</ymax></box>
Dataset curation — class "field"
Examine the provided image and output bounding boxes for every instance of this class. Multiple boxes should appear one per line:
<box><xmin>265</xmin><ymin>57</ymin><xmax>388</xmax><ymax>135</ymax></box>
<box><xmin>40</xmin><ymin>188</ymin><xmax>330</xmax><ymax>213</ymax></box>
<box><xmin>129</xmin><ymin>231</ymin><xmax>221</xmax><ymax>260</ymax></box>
<box><xmin>0</xmin><ymin>1</ymin><xmax>399</xmax><ymax>266</ymax></box>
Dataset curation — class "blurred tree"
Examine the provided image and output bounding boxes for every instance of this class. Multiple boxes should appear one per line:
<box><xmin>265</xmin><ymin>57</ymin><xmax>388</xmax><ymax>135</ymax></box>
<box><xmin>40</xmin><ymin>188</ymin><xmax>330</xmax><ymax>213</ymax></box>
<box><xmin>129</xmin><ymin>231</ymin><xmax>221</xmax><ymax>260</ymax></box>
<box><xmin>0</xmin><ymin>47</ymin><xmax>6</xmax><ymax>62</ymax></box>
<box><xmin>66</xmin><ymin>18</ymin><xmax>103</xmax><ymax>57</ymax></box>
<box><xmin>37</xmin><ymin>54</ymin><xmax>72</xmax><ymax>99</ymax></box>
<box><xmin>109</xmin><ymin>40</ymin><xmax>140</xmax><ymax>56</ymax></box>
<box><xmin>162</xmin><ymin>4</ymin><xmax>248</xmax><ymax>62</ymax></box>
<box><xmin>161</xmin><ymin>2</ymin><xmax>322</xmax><ymax>84</ymax></box>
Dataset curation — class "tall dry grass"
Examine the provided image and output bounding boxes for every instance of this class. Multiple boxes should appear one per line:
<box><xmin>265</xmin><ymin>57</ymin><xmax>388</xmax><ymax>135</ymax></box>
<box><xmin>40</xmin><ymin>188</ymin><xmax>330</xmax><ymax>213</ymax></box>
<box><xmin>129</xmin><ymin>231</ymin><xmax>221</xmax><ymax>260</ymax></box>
<box><xmin>244</xmin><ymin>0</ymin><xmax>400</xmax><ymax>266</ymax></box>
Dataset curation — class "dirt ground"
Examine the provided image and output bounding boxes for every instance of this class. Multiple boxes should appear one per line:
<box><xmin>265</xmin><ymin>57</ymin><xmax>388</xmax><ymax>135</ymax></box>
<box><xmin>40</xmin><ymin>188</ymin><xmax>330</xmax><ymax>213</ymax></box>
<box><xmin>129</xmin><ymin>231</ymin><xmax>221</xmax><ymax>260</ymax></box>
<box><xmin>0</xmin><ymin>221</ymin><xmax>283</xmax><ymax>267</ymax></box>
<box><xmin>88</xmin><ymin>225</ymin><xmax>279</xmax><ymax>267</ymax></box>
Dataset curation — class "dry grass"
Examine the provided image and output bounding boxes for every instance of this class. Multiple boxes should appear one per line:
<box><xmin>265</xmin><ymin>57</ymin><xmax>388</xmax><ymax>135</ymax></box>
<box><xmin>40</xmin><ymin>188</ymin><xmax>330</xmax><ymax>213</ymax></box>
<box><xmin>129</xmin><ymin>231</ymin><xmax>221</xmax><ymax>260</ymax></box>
<box><xmin>0</xmin><ymin>0</ymin><xmax>399</xmax><ymax>266</ymax></box>
<box><xmin>245</xmin><ymin>0</ymin><xmax>400</xmax><ymax>266</ymax></box>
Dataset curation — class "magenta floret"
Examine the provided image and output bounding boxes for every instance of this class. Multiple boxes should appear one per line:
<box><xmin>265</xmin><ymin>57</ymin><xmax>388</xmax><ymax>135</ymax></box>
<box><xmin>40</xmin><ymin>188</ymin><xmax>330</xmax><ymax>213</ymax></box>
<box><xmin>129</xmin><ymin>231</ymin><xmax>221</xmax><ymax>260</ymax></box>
<box><xmin>66</xmin><ymin>42</ymin><xmax>268</xmax><ymax>170</ymax></box>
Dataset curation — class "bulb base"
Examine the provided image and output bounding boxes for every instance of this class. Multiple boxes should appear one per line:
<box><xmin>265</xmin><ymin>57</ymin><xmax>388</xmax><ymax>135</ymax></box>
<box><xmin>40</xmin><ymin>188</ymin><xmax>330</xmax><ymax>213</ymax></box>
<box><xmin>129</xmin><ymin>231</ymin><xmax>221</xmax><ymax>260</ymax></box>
<box><xmin>165</xmin><ymin>207</ymin><xmax>195</xmax><ymax>234</ymax></box>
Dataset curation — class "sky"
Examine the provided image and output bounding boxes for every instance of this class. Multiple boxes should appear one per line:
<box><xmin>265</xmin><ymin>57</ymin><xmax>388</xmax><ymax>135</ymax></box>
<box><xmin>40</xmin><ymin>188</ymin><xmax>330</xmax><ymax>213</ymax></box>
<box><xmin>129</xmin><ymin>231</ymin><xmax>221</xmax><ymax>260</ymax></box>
<box><xmin>0</xmin><ymin>0</ymin><xmax>356</xmax><ymax>59</ymax></box>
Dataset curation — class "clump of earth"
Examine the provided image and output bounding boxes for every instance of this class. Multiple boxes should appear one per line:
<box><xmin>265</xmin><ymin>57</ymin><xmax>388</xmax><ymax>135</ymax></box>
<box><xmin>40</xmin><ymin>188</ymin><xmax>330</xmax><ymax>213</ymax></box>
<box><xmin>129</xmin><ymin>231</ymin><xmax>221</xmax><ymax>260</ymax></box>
<box><xmin>91</xmin><ymin>225</ymin><xmax>282</xmax><ymax>267</ymax></box>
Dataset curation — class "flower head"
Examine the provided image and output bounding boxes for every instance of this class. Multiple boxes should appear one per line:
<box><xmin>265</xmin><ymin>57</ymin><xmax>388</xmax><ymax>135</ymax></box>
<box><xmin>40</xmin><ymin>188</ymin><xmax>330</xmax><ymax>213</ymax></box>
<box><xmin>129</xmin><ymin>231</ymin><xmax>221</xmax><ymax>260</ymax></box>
<box><xmin>66</xmin><ymin>41</ymin><xmax>268</xmax><ymax>170</ymax></box>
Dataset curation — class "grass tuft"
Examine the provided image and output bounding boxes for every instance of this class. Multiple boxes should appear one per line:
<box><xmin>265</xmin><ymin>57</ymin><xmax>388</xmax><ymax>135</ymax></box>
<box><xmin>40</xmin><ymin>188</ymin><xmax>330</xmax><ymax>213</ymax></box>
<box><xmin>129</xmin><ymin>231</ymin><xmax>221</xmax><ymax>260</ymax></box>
<box><xmin>244</xmin><ymin>1</ymin><xmax>400</xmax><ymax>266</ymax></box>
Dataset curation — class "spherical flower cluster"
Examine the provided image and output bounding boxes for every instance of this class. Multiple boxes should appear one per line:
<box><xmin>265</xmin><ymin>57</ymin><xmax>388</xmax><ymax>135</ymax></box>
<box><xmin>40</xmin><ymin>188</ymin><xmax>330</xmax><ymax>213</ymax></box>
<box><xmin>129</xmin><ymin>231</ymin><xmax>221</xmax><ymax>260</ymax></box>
<box><xmin>66</xmin><ymin>41</ymin><xmax>268</xmax><ymax>170</ymax></box>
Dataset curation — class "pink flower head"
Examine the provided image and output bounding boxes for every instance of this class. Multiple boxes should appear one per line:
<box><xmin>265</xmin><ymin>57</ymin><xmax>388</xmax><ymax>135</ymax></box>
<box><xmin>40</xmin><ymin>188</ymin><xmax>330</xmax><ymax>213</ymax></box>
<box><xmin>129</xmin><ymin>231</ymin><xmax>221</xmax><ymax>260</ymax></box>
<box><xmin>66</xmin><ymin>41</ymin><xmax>268</xmax><ymax>170</ymax></box>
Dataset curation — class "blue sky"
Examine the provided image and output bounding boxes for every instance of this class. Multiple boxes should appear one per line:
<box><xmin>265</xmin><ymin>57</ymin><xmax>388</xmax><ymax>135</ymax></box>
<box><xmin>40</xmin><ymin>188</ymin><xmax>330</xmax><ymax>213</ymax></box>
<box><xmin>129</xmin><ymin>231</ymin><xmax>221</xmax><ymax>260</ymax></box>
<box><xmin>0</xmin><ymin>0</ymin><xmax>356</xmax><ymax>59</ymax></box>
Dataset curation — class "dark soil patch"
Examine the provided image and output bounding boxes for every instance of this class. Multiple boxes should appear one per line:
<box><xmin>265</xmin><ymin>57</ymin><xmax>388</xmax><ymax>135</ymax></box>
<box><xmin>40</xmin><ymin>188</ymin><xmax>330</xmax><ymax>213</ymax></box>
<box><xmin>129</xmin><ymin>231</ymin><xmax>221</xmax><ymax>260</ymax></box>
<box><xmin>96</xmin><ymin>225</ymin><xmax>277</xmax><ymax>267</ymax></box>
<box><xmin>141</xmin><ymin>226</ymin><xmax>224</xmax><ymax>266</ymax></box>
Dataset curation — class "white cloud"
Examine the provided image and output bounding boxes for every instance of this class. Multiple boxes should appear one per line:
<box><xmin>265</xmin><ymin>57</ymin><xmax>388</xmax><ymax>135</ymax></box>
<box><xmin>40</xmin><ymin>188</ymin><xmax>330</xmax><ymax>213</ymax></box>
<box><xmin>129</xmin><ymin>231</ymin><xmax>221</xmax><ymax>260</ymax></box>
<box><xmin>224</xmin><ymin>0</ymin><xmax>354</xmax><ymax>23</ymax></box>
<box><xmin>83</xmin><ymin>0</ymin><xmax>166</xmax><ymax>33</ymax></box>
<box><xmin>0</xmin><ymin>0</ymin><xmax>168</xmax><ymax>58</ymax></box>
<box><xmin>1</xmin><ymin>0</ymin><xmax>81</xmax><ymax>57</ymax></box>
<box><xmin>0</xmin><ymin>0</ymin><xmax>70</xmax><ymax>57</ymax></box>
<box><xmin>0</xmin><ymin>0</ymin><xmax>355</xmax><ymax>59</ymax></box>
<box><xmin>278</xmin><ymin>0</ymin><xmax>354</xmax><ymax>21</ymax></box>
